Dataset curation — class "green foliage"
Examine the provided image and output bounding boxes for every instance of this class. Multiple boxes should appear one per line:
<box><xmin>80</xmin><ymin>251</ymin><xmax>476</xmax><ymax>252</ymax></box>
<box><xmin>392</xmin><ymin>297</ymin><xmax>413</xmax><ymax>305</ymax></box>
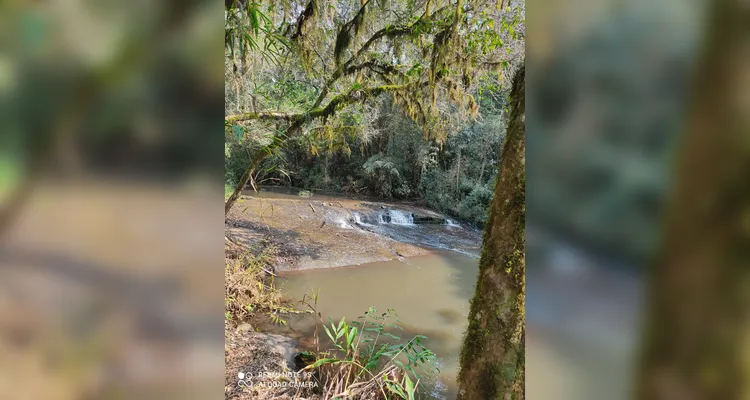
<box><xmin>225</xmin><ymin>142</ymin><xmax>253</xmax><ymax>186</ymax></box>
<box><xmin>362</xmin><ymin>155</ymin><xmax>403</xmax><ymax>199</ymax></box>
<box><xmin>296</xmin><ymin>300</ymin><xmax>439</xmax><ymax>399</ymax></box>
<box><xmin>227</xmin><ymin>83</ymin><xmax>509</xmax><ymax>226</ymax></box>
<box><xmin>225</xmin><ymin>123</ymin><xmax>292</xmax><ymax>189</ymax></box>
<box><xmin>225</xmin><ymin>1</ymin><xmax>289</xmax><ymax>66</ymax></box>
<box><xmin>224</xmin><ymin>0</ymin><xmax>524</xmax><ymax>224</ymax></box>
<box><xmin>319</xmin><ymin>307</ymin><xmax>439</xmax><ymax>378</ymax></box>
<box><xmin>458</xmin><ymin>184</ymin><xmax>495</xmax><ymax>222</ymax></box>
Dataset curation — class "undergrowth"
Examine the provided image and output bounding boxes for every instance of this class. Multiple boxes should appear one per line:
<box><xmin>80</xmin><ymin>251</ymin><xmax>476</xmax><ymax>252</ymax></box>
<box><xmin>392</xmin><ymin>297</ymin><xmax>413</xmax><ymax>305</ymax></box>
<box><xmin>292</xmin><ymin>290</ymin><xmax>440</xmax><ymax>400</ymax></box>
<box><xmin>224</xmin><ymin>246</ymin><xmax>439</xmax><ymax>399</ymax></box>
<box><xmin>224</xmin><ymin>246</ymin><xmax>305</xmax><ymax>326</ymax></box>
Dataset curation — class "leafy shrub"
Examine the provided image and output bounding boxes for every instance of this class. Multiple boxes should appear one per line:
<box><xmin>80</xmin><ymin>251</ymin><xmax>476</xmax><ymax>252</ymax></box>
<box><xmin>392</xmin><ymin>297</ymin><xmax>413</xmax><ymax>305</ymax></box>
<box><xmin>456</xmin><ymin>183</ymin><xmax>495</xmax><ymax>224</ymax></box>
<box><xmin>295</xmin><ymin>293</ymin><xmax>439</xmax><ymax>400</ymax></box>
<box><xmin>362</xmin><ymin>155</ymin><xmax>402</xmax><ymax>199</ymax></box>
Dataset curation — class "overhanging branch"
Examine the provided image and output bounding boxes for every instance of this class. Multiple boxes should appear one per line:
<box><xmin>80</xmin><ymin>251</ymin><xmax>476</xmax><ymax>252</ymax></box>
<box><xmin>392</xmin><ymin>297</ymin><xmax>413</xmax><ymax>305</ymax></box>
<box><xmin>226</xmin><ymin>83</ymin><xmax>411</xmax><ymax>124</ymax></box>
<box><xmin>225</xmin><ymin>111</ymin><xmax>297</xmax><ymax>123</ymax></box>
<box><xmin>310</xmin><ymin>5</ymin><xmax>454</xmax><ymax>109</ymax></box>
<box><xmin>228</xmin><ymin>3</ymin><xmax>455</xmax><ymax>125</ymax></box>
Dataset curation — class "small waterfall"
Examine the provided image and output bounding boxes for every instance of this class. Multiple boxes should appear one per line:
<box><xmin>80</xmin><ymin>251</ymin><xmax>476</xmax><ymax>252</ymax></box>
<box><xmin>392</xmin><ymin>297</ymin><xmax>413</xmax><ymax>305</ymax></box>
<box><xmin>352</xmin><ymin>212</ymin><xmax>367</xmax><ymax>225</ymax></box>
<box><xmin>445</xmin><ymin>219</ymin><xmax>460</xmax><ymax>227</ymax></box>
<box><xmin>352</xmin><ymin>209</ymin><xmax>416</xmax><ymax>226</ymax></box>
<box><xmin>337</xmin><ymin>217</ymin><xmax>352</xmax><ymax>229</ymax></box>
<box><xmin>389</xmin><ymin>210</ymin><xmax>414</xmax><ymax>225</ymax></box>
<box><xmin>352</xmin><ymin>212</ymin><xmax>380</xmax><ymax>226</ymax></box>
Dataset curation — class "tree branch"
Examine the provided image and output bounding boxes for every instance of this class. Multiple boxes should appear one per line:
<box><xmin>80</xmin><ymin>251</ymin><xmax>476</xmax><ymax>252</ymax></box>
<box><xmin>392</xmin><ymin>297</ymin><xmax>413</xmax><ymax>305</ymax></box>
<box><xmin>310</xmin><ymin>5</ymin><xmax>454</xmax><ymax>109</ymax></box>
<box><xmin>228</xmin><ymin>4</ymin><xmax>454</xmax><ymax>126</ymax></box>
<box><xmin>225</xmin><ymin>111</ymin><xmax>298</xmax><ymax>123</ymax></box>
<box><xmin>226</xmin><ymin>83</ymin><xmax>411</xmax><ymax>124</ymax></box>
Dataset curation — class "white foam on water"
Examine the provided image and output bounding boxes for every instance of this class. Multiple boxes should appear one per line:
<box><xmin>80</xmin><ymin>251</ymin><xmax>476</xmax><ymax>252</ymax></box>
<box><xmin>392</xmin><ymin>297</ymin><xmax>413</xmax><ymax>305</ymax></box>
<box><xmin>337</xmin><ymin>217</ymin><xmax>353</xmax><ymax>229</ymax></box>
<box><xmin>352</xmin><ymin>212</ymin><xmax>373</xmax><ymax>226</ymax></box>
<box><xmin>389</xmin><ymin>209</ymin><xmax>414</xmax><ymax>225</ymax></box>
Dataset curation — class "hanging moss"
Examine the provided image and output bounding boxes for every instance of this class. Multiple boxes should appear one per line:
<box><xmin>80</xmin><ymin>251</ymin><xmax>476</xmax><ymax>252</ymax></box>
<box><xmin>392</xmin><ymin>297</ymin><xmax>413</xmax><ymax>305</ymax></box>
<box><xmin>291</xmin><ymin>0</ymin><xmax>317</xmax><ymax>40</ymax></box>
<box><xmin>225</xmin><ymin>0</ymin><xmax>521</xmax><ymax>218</ymax></box>
<box><xmin>334</xmin><ymin>1</ymin><xmax>369</xmax><ymax>65</ymax></box>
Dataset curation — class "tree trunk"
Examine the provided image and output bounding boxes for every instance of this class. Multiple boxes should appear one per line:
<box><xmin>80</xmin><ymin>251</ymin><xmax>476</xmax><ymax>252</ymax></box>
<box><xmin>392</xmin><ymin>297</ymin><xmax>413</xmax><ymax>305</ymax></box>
<box><xmin>636</xmin><ymin>1</ymin><xmax>750</xmax><ymax>399</ymax></box>
<box><xmin>224</xmin><ymin>149</ymin><xmax>268</xmax><ymax>215</ymax></box>
<box><xmin>456</xmin><ymin>148</ymin><xmax>461</xmax><ymax>195</ymax></box>
<box><xmin>225</xmin><ymin>122</ymin><xmax>302</xmax><ymax>215</ymax></box>
<box><xmin>457</xmin><ymin>63</ymin><xmax>525</xmax><ymax>400</ymax></box>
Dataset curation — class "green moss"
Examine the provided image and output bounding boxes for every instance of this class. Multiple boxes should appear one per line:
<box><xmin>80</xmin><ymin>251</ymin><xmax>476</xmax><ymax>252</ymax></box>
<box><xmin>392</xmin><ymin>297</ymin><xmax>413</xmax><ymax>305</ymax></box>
<box><xmin>457</xmin><ymin>64</ymin><xmax>525</xmax><ymax>400</ymax></box>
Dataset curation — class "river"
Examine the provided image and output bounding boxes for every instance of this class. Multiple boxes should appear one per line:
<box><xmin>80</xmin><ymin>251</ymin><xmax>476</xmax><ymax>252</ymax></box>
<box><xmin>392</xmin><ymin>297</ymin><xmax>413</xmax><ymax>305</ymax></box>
<box><xmin>245</xmin><ymin>186</ymin><xmax>480</xmax><ymax>398</ymax></box>
<box><xmin>277</xmin><ymin>251</ymin><xmax>478</xmax><ymax>399</ymax></box>
<box><xmin>245</xmin><ymin>187</ymin><xmax>643</xmax><ymax>400</ymax></box>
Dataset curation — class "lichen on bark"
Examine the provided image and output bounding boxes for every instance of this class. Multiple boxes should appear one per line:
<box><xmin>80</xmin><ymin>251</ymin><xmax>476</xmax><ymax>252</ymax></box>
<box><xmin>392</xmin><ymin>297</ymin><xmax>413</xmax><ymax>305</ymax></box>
<box><xmin>457</xmin><ymin>63</ymin><xmax>525</xmax><ymax>400</ymax></box>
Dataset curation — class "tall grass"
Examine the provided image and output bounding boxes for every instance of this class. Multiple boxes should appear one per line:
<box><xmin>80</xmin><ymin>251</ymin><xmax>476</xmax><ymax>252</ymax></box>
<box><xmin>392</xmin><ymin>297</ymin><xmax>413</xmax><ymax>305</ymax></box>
<box><xmin>224</xmin><ymin>247</ymin><xmax>304</xmax><ymax>325</ymax></box>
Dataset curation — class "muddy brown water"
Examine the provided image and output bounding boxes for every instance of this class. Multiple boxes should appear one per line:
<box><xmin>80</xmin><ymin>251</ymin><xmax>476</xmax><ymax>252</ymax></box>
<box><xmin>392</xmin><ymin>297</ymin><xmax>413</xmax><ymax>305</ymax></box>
<box><xmin>249</xmin><ymin>187</ymin><xmax>643</xmax><ymax>399</ymax></box>
<box><xmin>274</xmin><ymin>251</ymin><xmax>479</xmax><ymax>400</ymax></box>
<box><xmin>247</xmin><ymin>187</ymin><xmax>480</xmax><ymax>398</ymax></box>
<box><xmin>268</xmin><ymin>234</ymin><xmax>643</xmax><ymax>400</ymax></box>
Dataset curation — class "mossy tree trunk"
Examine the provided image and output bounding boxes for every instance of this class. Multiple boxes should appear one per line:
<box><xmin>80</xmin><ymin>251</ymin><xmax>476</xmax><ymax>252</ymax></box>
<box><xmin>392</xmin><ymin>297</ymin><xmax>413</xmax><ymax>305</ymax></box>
<box><xmin>457</xmin><ymin>63</ymin><xmax>525</xmax><ymax>400</ymax></box>
<box><xmin>636</xmin><ymin>1</ymin><xmax>750</xmax><ymax>399</ymax></box>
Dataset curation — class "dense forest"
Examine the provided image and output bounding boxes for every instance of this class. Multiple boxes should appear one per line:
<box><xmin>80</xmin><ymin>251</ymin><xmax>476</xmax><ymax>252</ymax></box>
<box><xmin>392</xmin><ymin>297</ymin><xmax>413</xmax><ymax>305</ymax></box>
<box><xmin>227</xmin><ymin>90</ymin><xmax>509</xmax><ymax>225</ymax></box>
<box><xmin>225</xmin><ymin>0</ymin><xmax>524</xmax><ymax>226</ymax></box>
<box><xmin>224</xmin><ymin>1</ymin><xmax>526</xmax><ymax>399</ymax></box>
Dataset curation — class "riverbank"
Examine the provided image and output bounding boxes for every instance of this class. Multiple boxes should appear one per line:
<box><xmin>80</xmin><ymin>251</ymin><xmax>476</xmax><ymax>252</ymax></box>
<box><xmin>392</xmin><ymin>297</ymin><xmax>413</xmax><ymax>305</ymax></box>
<box><xmin>224</xmin><ymin>240</ymin><xmax>308</xmax><ymax>400</ymax></box>
<box><xmin>225</xmin><ymin>191</ymin><xmax>480</xmax><ymax>272</ymax></box>
<box><xmin>224</xmin><ymin>188</ymin><xmax>484</xmax><ymax>397</ymax></box>
<box><xmin>225</xmin><ymin>320</ymin><xmax>304</xmax><ymax>400</ymax></box>
<box><xmin>224</xmin><ymin>189</ymin><xmax>485</xmax><ymax>399</ymax></box>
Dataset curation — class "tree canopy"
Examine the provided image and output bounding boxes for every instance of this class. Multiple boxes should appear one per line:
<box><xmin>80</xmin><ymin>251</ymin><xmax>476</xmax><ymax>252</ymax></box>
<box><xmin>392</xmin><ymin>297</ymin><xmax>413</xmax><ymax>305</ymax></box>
<box><xmin>223</xmin><ymin>0</ymin><xmax>524</xmax><ymax>213</ymax></box>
